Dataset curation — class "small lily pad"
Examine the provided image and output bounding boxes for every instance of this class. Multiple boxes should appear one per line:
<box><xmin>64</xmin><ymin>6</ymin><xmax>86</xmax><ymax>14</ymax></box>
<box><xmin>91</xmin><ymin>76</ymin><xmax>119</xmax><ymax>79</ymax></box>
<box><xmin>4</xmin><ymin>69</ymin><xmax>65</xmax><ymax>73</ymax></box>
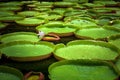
<box><xmin>63</xmin><ymin>0</ymin><xmax>88</xmax><ymax>3</ymax></box>
<box><xmin>0</xmin><ymin>32</ymin><xmax>40</xmax><ymax>43</ymax></box>
<box><xmin>0</xmin><ymin>6</ymin><xmax>22</xmax><ymax>11</ymax></box>
<box><xmin>94</xmin><ymin>1</ymin><xmax>117</xmax><ymax>6</ymax></box>
<box><xmin>15</xmin><ymin>17</ymin><xmax>45</xmax><ymax>26</ymax></box>
<box><xmin>34</xmin><ymin>7</ymin><xmax>51</xmax><ymax>12</ymax></box>
<box><xmin>0</xmin><ymin>2</ymin><xmax>23</xmax><ymax>7</ymax></box>
<box><xmin>38</xmin><ymin>1</ymin><xmax>53</xmax><ymax>6</ymax></box>
<box><xmin>82</xmin><ymin>3</ymin><xmax>104</xmax><ymax>8</ymax></box>
<box><xmin>53</xmin><ymin>8</ymin><xmax>66</xmax><ymax>15</ymax></box>
<box><xmin>36</xmin><ymin>12</ymin><xmax>63</xmax><ymax>21</ymax></box>
<box><xmin>17</xmin><ymin>11</ymin><xmax>41</xmax><ymax>17</ymax></box>
<box><xmin>97</xmin><ymin>18</ymin><xmax>111</xmax><ymax>26</ymax></box>
<box><xmin>21</xmin><ymin>1</ymin><xmax>38</xmax><ymax>4</ymax></box>
<box><xmin>66</xmin><ymin>18</ymin><xmax>97</xmax><ymax>28</ymax></box>
<box><xmin>0</xmin><ymin>15</ymin><xmax>24</xmax><ymax>22</ymax></box>
<box><xmin>0</xmin><ymin>11</ymin><xmax>14</xmax><ymax>17</ymax></box>
<box><xmin>64</xmin><ymin>10</ymin><xmax>87</xmax><ymax>17</ymax></box>
<box><xmin>54</xmin><ymin>2</ymin><xmax>76</xmax><ymax>7</ymax></box>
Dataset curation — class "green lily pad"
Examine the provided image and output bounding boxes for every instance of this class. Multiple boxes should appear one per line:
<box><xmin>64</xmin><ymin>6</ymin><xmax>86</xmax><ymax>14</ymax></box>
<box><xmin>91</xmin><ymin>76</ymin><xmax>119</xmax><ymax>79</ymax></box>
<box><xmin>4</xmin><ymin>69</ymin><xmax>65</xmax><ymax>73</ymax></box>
<box><xmin>0</xmin><ymin>2</ymin><xmax>23</xmax><ymax>7</ymax></box>
<box><xmin>0</xmin><ymin>66</ymin><xmax>23</xmax><ymax>80</ymax></box>
<box><xmin>64</xmin><ymin>13</ymin><xmax>92</xmax><ymax>21</ymax></box>
<box><xmin>0</xmin><ymin>32</ymin><xmax>40</xmax><ymax>43</ymax></box>
<box><xmin>0</xmin><ymin>15</ymin><xmax>24</xmax><ymax>22</ymax></box>
<box><xmin>73</xmin><ymin>4</ymin><xmax>87</xmax><ymax>9</ymax></box>
<box><xmin>34</xmin><ymin>7</ymin><xmax>51</xmax><ymax>12</ymax></box>
<box><xmin>36</xmin><ymin>22</ymin><xmax>77</xmax><ymax>37</ymax></box>
<box><xmin>82</xmin><ymin>3</ymin><xmax>104</xmax><ymax>8</ymax></box>
<box><xmin>111</xmin><ymin>20</ymin><xmax>120</xmax><ymax>29</ymax></box>
<box><xmin>35</xmin><ymin>13</ymin><xmax>49</xmax><ymax>19</ymax></box>
<box><xmin>97</xmin><ymin>18</ymin><xmax>111</xmax><ymax>26</ymax></box>
<box><xmin>94</xmin><ymin>1</ymin><xmax>117</xmax><ymax>5</ymax></box>
<box><xmin>0</xmin><ymin>6</ymin><xmax>22</xmax><ymax>11</ymax></box>
<box><xmin>67</xmin><ymin>18</ymin><xmax>97</xmax><ymax>28</ymax></box>
<box><xmin>0</xmin><ymin>41</ymin><xmax>54</xmax><ymax>61</ymax></box>
<box><xmin>108</xmin><ymin>35</ymin><xmax>120</xmax><ymax>50</ymax></box>
<box><xmin>0</xmin><ymin>11</ymin><xmax>14</xmax><ymax>17</ymax></box>
<box><xmin>94</xmin><ymin>8</ymin><xmax>112</xmax><ymax>13</ymax></box>
<box><xmin>21</xmin><ymin>1</ymin><xmax>38</xmax><ymax>4</ymax></box>
<box><xmin>36</xmin><ymin>12</ymin><xmax>63</xmax><ymax>21</ymax></box>
<box><xmin>54</xmin><ymin>2</ymin><xmax>76</xmax><ymax>7</ymax></box>
<box><xmin>15</xmin><ymin>17</ymin><xmax>45</xmax><ymax>26</ymax></box>
<box><xmin>17</xmin><ymin>11</ymin><xmax>41</xmax><ymax>17</ymax></box>
<box><xmin>27</xmin><ymin>4</ymin><xmax>37</xmax><ymax>8</ymax></box>
<box><xmin>54</xmin><ymin>40</ymin><xmax>119</xmax><ymax>61</ymax></box>
<box><xmin>64</xmin><ymin>10</ymin><xmax>87</xmax><ymax>17</ymax></box>
<box><xmin>63</xmin><ymin>0</ymin><xmax>88</xmax><ymax>3</ymax></box>
<box><xmin>47</xmin><ymin>12</ymin><xmax>63</xmax><ymax>20</ymax></box>
<box><xmin>49</xmin><ymin>60</ymin><xmax>119</xmax><ymax>80</ymax></box>
<box><xmin>74</xmin><ymin>27</ymin><xmax>120</xmax><ymax>39</ymax></box>
<box><xmin>98</xmin><ymin>14</ymin><xmax>120</xmax><ymax>20</ymax></box>
<box><xmin>40</xmin><ymin>2</ymin><xmax>53</xmax><ymax>6</ymax></box>
<box><xmin>53</xmin><ymin>8</ymin><xmax>66</xmax><ymax>15</ymax></box>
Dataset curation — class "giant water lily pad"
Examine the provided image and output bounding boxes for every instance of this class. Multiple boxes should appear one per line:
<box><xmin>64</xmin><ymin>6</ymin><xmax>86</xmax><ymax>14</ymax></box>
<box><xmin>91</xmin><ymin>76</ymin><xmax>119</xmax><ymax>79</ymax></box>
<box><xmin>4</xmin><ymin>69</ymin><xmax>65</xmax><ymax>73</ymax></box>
<box><xmin>54</xmin><ymin>2</ymin><xmax>76</xmax><ymax>7</ymax></box>
<box><xmin>94</xmin><ymin>1</ymin><xmax>117</xmax><ymax>6</ymax></box>
<box><xmin>91</xmin><ymin>8</ymin><xmax>115</xmax><ymax>13</ymax></box>
<box><xmin>40</xmin><ymin>1</ymin><xmax>53</xmax><ymax>6</ymax></box>
<box><xmin>98</xmin><ymin>13</ymin><xmax>120</xmax><ymax>19</ymax></box>
<box><xmin>54</xmin><ymin>40</ymin><xmax>120</xmax><ymax>61</ymax></box>
<box><xmin>0</xmin><ymin>41</ymin><xmax>54</xmax><ymax>61</ymax></box>
<box><xmin>0</xmin><ymin>11</ymin><xmax>14</xmax><ymax>17</ymax></box>
<box><xmin>0</xmin><ymin>66</ymin><xmax>23</xmax><ymax>80</ymax></box>
<box><xmin>53</xmin><ymin>8</ymin><xmax>66</xmax><ymax>15</ymax></box>
<box><xmin>36</xmin><ymin>22</ymin><xmax>77</xmax><ymax>37</ymax></box>
<box><xmin>63</xmin><ymin>0</ymin><xmax>88</xmax><ymax>3</ymax></box>
<box><xmin>64</xmin><ymin>13</ymin><xmax>92</xmax><ymax>21</ymax></box>
<box><xmin>0</xmin><ymin>32</ymin><xmax>40</xmax><ymax>43</ymax></box>
<box><xmin>21</xmin><ymin>1</ymin><xmax>38</xmax><ymax>4</ymax></box>
<box><xmin>108</xmin><ymin>35</ymin><xmax>120</xmax><ymax>49</ymax></box>
<box><xmin>0</xmin><ymin>15</ymin><xmax>24</xmax><ymax>22</ymax></box>
<box><xmin>74</xmin><ymin>27</ymin><xmax>120</xmax><ymax>40</ymax></box>
<box><xmin>0</xmin><ymin>6</ymin><xmax>22</xmax><ymax>11</ymax></box>
<box><xmin>15</xmin><ymin>17</ymin><xmax>45</xmax><ymax>26</ymax></box>
<box><xmin>36</xmin><ymin>12</ymin><xmax>63</xmax><ymax>21</ymax></box>
<box><xmin>97</xmin><ymin>18</ymin><xmax>111</xmax><ymax>26</ymax></box>
<box><xmin>34</xmin><ymin>7</ymin><xmax>51</xmax><ymax>12</ymax></box>
<box><xmin>17</xmin><ymin>11</ymin><xmax>40</xmax><ymax>17</ymax></box>
<box><xmin>82</xmin><ymin>3</ymin><xmax>104</xmax><ymax>8</ymax></box>
<box><xmin>64</xmin><ymin>10</ymin><xmax>87</xmax><ymax>17</ymax></box>
<box><xmin>111</xmin><ymin>20</ymin><xmax>120</xmax><ymax>29</ymax></box>
<box><xmin>49</xmin><ymin>60</ymin><xmax>119</xmax><ymax>80</ymax></box>
<box><xmin>0</xmin><ymin>2</ymin><xmax>23</xmax><ymax>7</ymax></box>
<box><xmin>66</xmin><ymin>18</ymin><xmax>97</xmax><ymax>28</ymax></box>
